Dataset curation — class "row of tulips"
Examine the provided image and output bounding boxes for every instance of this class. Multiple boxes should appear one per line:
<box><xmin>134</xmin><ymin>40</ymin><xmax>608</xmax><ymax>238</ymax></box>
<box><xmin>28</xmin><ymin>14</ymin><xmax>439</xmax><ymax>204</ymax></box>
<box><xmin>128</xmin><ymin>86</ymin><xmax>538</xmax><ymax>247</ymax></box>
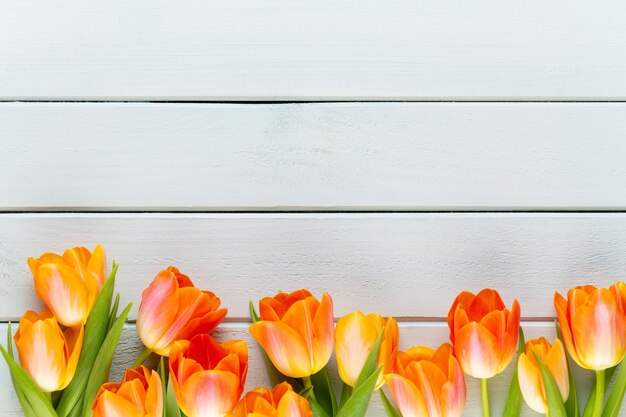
<box><xmin>2</xmin><ymin>244</ymin><xmax>626</xmax><ymax>417</ymax></box>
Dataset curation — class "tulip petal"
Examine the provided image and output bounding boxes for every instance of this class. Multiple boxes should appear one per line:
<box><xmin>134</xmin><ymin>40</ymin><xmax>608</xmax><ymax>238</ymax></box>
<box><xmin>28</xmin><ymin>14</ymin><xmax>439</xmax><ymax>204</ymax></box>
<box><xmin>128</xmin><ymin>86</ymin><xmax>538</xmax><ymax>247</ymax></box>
<box><xmin>441</xmin><ymin>357</ymin><xmax>466</xmax><ymax>417</ymax></box>
<box><xmin>335</xmin><ymin>312</ymin><xmax>378</xmax><ymax>386</ymax></box>
<box><xmin>137</xmin><ymin>271</ymin><xmax>179</xmax><ymax>354</ymax></box>
<box><xmin>517</xmin><ymin>352</ymin><xmax>547</xmax><ymax>414</ymax></box>
<box><xmin>544</xmin><ymin>339</ymin><xmax>569</xmax><ymax>402</ymax></box>
<box><xmin>34</xmin><ymin>263</ymin><xmax>90</xmax><ymax>327</ymax></box>
<box><xmin>277</xmin><ymin>390</ymin><xmax>312</xmax><ymax>417</ymax></box>
<box><xmin>554</xmin><ymin>291</ymin><xmax>580</xmax><ymax>367</ymax></box>
<box><xmin>60</xmin><ymin>325</ymin><xmax>84</xmax><ymax>390</ymax></box>
<box><xmin>312</xmin><ymin>292</ymin><xmax>334</xmax><ymax>373</ymax></box>
<box><xmin>385</xmin><ymin>374</ymin><xmax>430</xmax><ymax>417</ymax></box>
<box><xmin>179</xmin><ymin>370</ymin><xmax>240</xmax><ymax>417</ymax></box>
<box><xmin>454</xmin><ymin>322</ymin><xmax>501</xmax><ymax>378</ymax></box>
<box><xmin>145</xmin><ymin>370</ymin><xmax>164</xmax><ymax>417</ymax></box>
<box><xmin>249</xmin><ymin>321</ymin><xmax>312</xmax><ymax>378</ymax></box>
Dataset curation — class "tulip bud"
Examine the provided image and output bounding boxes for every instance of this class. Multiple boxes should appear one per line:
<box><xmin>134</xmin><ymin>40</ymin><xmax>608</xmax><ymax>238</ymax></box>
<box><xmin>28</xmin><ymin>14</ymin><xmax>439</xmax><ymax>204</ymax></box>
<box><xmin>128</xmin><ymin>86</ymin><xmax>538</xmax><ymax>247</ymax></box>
<box><xmin>249</xmin><ymin>289</ymin><xmax>334</xmax><ymax>378</ymax></box>
<box><xmin>28</xmin><ymin>244</ymin><xmax>106</xmax><ymax>327</ymax></box>
<box><xmin>136</xmin><ymin>266</ymin><xmax>227</xmax><ymax>356</ymax></box>
<box><xmin>14</xmin><ymin>309</ymin><xmax>83</xmax><ymax>392</ymax></box>
<box><xmin>335</xmin><ymin>311</ymin><xmax>398</xmax><ymax>389</ymax></box>
<box><xmin>447</xmin><ymin>288</ymin><xmax>521</xmax><ymax>378</ymax></box>
<box><xmin>517</xmin><ymin>338</ymin><xmax>569</xmax><ymax>414</ymax></box>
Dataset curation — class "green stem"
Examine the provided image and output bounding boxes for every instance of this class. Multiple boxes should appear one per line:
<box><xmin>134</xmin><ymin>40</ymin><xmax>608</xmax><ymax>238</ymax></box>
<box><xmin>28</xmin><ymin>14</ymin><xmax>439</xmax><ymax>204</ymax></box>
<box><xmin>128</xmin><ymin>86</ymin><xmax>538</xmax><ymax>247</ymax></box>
<box><xmin>44</xmin><ymin>392</ymin><xmax>51</xmax><ymax>404</ymax></box>
<box><xmin>481</xmin><ymin>378</ymin><xmax>491</xmax><ymax>417</ymax></box>
<box><xmin>303</xmin><ymin>376</ymin><xmax>317</xmax><ymax>401</ymax></box>
<box><xmin>131</xmin><ymin>347</ymin><xmax>153</xmax><ymax>368</ymax></box>
<box><xmin>593</xmin><ymin>369</ymin><xmax>605</xmax><ymax>417</ymax></box>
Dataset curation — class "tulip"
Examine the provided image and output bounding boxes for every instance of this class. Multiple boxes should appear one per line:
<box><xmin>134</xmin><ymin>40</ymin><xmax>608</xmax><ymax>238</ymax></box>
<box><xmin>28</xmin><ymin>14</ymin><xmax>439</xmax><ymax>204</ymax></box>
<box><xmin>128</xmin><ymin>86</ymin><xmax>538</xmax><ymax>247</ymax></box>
<box><xmin>14</xmin><ymin>309</ymin><xmax>84</xmax><ymax>392</ymax></box>
<box><xmin>335</xmin><ymin>312</ymin><xmax>399</xmax><ymax>389</ymax></box>
<box><xmin>28</xmin><ymin>244</ymin><xmax>106</xmax><ymax>327</ymax></box>
<box><xmin>228</xmin><ymin>382</ymin><xmax>312</xmax><ymax>417</ymax></box>
<box><xmin>170</xmin><ymin>334</ymin><xmax>248</xmax><ymax>417</ymax></box>
<box><xmin>136</xmin><ymin>266</ymin><xmax>228</xmax><ymax>356</ymax></box>
<box><xmin>554</xmin><ymin>283</ymin><xmax>626</xmax><ymax>371</ymax></box>
<box><xmin>385</xmin><ymin>343</ymin><xmax>466</xmax><ymax>417</ymax></box>
<box><xmin>447</xmin><ymin>288</ymin><xmax>521</xmax><ymax>379</ymax></box>
<box><xmin>92</xmin><ymin>365</ymin><xmax>163</xmax><ymax>417</ymax></box>
<box><xmin>249</xmin><ymin>289</ymin><xmax>334</xmax><ymax>379</ymax></box>
<box><xmin>517</xmin><ymin>337</ymin><xmax>569</xmax><ymax>415</ymax></box>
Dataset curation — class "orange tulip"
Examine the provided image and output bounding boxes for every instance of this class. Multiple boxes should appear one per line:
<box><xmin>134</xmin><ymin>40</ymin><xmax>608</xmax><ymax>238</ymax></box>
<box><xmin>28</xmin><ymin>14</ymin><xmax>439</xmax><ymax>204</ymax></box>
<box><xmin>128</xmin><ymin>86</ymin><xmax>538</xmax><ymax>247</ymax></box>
<box><xmin>385</xmin><ymin>343</ymin><xmax>466</xmax><ymax>417</ymax></box>
<box><xmin>170</xmin><ymin>334</ymin><xmax>248</xmax><ymax>417</ymax></box>
<box><xmin>28</xmin><ymin>244</ymin><xmax>106</xmax><ymax>327</ymax></box>
<box><xmin>228</xmin><ymin>382</ymin><xmax>312</xmax><ymax>417</ymax></box>
<box><xmin>554</xmin><ymin>283</ymin><xmax>626</xmax><ymax>370</ymax></box>
<box><xmin>14</xmin><ymin>309</ymin><xmax>83</xmax><ymax>392</ymax></box>
<box><xmin>517</xmin><ymin>337</ymin><xmax>569</xmax><ymax>414</ymax></box>
<box><xmin>335</xmin><ymin>312</ymin><xmax>399</xmax><ymax>389</ymax></box>
<box><xmin>249</xmin><ymin>289</ymin><xmax>334</xmax><ymax>378</ymax></box>
<box><xmin>447</xmin><ymin>288</ymin><xmax>521</xmax><ymax>378</ymax></box>
<box><xmin>136</xmin><ymin>266</ymin><xmax>228</xmax><ymax>356</ymax></box>
<box><xmin>92</xmin><ymin>365</ymin><xmax>163</xmax><ymax>417</ymax></box>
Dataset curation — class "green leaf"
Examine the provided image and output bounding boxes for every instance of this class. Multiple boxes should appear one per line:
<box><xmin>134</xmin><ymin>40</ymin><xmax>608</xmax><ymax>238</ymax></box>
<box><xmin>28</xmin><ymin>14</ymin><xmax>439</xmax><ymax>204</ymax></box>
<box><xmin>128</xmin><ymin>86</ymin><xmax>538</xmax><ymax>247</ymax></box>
<box><xmin>339</xmin><ymin>383</ymin><xmax>352</xmax><ymax>409</ymax></box>
<box><xmin>335</xmin><ymin>366</ymin><xmax>382</xmax><ymax>417</ymax></box>
<box><xmin>602</xmin><ymin>362</ymin><xmax>626</xmax><ymax>417</ymax></box>
<box><xmin>249</xmin><ymin>301</ymin><xmax>260</xmax><ymax>323</ymax></box>
<box><xmin>108</xmin><ymin>293</ymin><xmax>120</xmax><ymax>333</ymax></box>
<box><xmin>502</xmin><ymin>327</ymin><xmax>525</xmax><ymax>417</ymax></box>
<box><xmin>380</xmin><ymin>389</ymin><xmax>402</xmax><ymax>417</ymax></box>
<box><xmin>583</xmin><ymin>366</ymin><xmax>617</xmax><ymax>417</ymax></box>
<box><xmin>354</xmin><ymin>328</ymin><xmax>384</xmax><ymax>389</ymax></box>
<box><xmin>308</xmin><ymin>396</ymin><xmax>332</xmax><ymax>417</ymax></box>
<box><xmin>555</xmin><ymin>321</ymin><xmax>580</xmax><ymax>417</ymax></box>
<box><xmin>66</xmin><ymin>402</ymin><xmax>81</xmax><ymax>417</ymax></box>
<box><xmin>158</xmin><ymin>356</ymin><xmax>167</xmax><ymax>417</ymax></box>
<box><xmin>0</xmin><ymin>344</ymin><xmax>58</xmax><ymax>417</ymax></box>
<box><xmin>166</xmin><ymin>375</ymin><xmax>181</xmax><ymax>417</ymax></box>
<box><xmin>81</xmin><ymin>302</ymin><xmax>133</xmax><ymax>417</ymax></box>
<box><xmin>533</xmin><ymin>350</ymin><xmax>567</xmax><ymax>417</ymax></box>
<box><xmin>6</xmin><ymin>323</ymin><xmax>38</xmax><ymax>417</ymax></box>
<box><xmin>56</xmin><ymin>263</ymin><xmax>119</xmax><ymax>417</ymax></box>
<box><xmin>311</xmin><ymin>367</ymin><xmax>338</xmax><ymax>416</ymax></box>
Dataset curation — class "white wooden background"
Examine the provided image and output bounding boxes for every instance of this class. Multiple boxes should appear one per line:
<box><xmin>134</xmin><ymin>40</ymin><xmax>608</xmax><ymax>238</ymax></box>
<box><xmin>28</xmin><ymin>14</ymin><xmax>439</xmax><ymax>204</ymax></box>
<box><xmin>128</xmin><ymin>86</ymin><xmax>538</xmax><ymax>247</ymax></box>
<box><xmin>2</xmin><ymin>1</ymin><xmax>626</xmax><ymax>416</ymax></box>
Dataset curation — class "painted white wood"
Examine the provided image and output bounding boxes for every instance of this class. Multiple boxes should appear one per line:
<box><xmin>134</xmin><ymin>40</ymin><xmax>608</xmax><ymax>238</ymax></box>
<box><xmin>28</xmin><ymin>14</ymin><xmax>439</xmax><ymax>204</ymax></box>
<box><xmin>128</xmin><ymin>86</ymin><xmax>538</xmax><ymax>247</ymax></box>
<box><xmin>0</xmin><ymin>322</ymin><xmax>618</xmax><ymax>417</ymax></box>
<box><xmin>1</xmin><ymin>0</ymin><xmax>625</xmax><ymax>100</ymax></box>
<box><xmin>2</xmin><ymin>213</ymin><xmax>626</xmax><ymax>320</ymax></box>
<box><xmin>3</xmin><ymin>103</ymin><xmax>626</xmax><ymax>211</ymax></box>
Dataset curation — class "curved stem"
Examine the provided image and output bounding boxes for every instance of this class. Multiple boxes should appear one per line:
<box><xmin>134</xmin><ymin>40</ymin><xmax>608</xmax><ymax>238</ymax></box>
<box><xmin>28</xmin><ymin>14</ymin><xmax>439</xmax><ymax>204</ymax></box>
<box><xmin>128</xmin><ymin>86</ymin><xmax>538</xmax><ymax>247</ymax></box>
<box><xmin>131</xmin><ymin>347</ymin><xmax>153</xmax><ymax>368</ymax></box>
<box><xmin>303</xmin><ymin>375</ymin><xmax>317</xmax><ymax>401</ymax></box>
<box><xmin>481</xmin><ymin>378</ymin><xmax>491</xmax><ymax>417</ymax></box>
<box><xmin>593</xmin><ymin>369</ymin><xmax>605</xmax><ymax>417</ymax></box>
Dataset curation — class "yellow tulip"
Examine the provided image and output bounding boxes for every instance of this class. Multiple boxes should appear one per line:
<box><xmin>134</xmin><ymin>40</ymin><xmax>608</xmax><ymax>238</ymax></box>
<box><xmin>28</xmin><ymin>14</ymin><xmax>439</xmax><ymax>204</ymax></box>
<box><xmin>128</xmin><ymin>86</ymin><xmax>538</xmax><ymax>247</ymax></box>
<box><xmin>335</xmin><ymin>311</ymin><xmax>398</xmax><ymax>389</ymax></box>
<box><xmin>14</xmin><ymin>309</ymin><xmax>83</xmax><ymax>392</ymax></box>
<box><xmin>28</xmin><ymin>244</ymin><xmax>106</xmax><ymax>327</ymax></box>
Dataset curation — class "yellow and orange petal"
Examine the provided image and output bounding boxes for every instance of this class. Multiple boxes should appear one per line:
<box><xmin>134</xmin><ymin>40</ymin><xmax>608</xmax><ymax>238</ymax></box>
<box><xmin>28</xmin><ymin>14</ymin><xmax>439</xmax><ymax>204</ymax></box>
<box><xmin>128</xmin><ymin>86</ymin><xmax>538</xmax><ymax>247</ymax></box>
<box><xmin>250</xmin><ymin>290</ymin><xmax>334</xmax><ymax>378</ymax></box>
<box><xmin>228</xmin><ymin>382</ymin><xmax>312</xmax><ymax>417</ymax></box>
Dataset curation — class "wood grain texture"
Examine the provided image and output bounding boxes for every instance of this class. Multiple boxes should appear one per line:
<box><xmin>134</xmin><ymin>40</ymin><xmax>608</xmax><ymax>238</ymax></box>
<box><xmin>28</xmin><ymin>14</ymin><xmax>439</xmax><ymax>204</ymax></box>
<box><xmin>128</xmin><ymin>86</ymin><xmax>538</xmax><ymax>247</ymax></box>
<box><xmin>2</xmin><ymin>213</ymin><xmax>626</xmax><ymax>320</ymax></box>
<box><xmin>1</xmin><ymin>0</ymin><xmax>625</xmax><ymax>100</ymax></box>
<box><xmin>3</xmin><ymin>103</ymin><xmax>626</xmax><ymax>211</ymax></box>
<box><xmin>0</xmin><ymin>322</ymin><xmax>617</xmax><ymax>417</ymax></box>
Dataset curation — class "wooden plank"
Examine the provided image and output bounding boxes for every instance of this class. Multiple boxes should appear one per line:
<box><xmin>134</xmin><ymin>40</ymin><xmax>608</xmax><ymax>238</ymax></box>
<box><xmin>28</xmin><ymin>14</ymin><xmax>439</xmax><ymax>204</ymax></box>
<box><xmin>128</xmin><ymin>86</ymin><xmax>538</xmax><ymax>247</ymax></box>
<box><xmin>3</xmin><ymin>103</ymin><xmax>626</xmax><ymax>211</ymax></box>
<box><xmin>2</xmin><ymin>213</ymin><xmax>626</xmax><ymax>320</ymax></box>
<box><xmin>0</xmin><ymin>322</ymin><xmax>613</xmax><ymax>416</ymax></box>
<box><xmin>0</xmin><ymin>0</ymin><xmax>625</xmax><ymax>100</ymax></box>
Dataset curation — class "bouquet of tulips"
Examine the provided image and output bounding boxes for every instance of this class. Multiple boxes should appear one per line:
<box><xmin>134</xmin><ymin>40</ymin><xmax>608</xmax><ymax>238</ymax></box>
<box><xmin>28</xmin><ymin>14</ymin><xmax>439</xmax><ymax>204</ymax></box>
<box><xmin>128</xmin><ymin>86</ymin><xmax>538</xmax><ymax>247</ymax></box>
<box><xmin>3</xmin><ymin>244</ymin><xmax>626</xmax><ymax>417</ymax></box>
